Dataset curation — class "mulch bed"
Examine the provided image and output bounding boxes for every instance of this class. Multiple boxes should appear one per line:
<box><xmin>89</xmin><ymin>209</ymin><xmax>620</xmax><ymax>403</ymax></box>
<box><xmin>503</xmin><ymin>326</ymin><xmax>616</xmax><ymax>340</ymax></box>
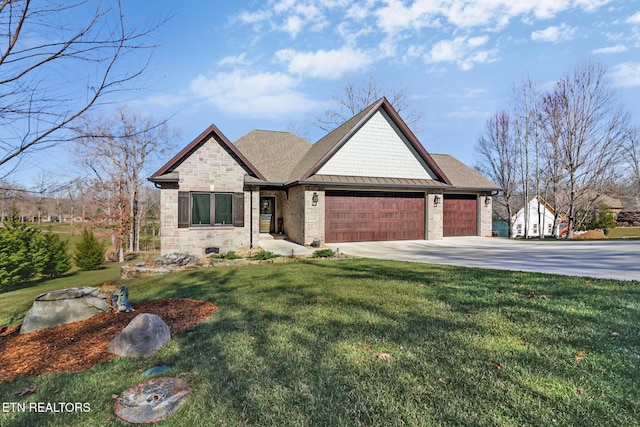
<box><xmin>0</xmin><ymin>298</ymin><xmax>219</xmax><ymax>383</ymax></box>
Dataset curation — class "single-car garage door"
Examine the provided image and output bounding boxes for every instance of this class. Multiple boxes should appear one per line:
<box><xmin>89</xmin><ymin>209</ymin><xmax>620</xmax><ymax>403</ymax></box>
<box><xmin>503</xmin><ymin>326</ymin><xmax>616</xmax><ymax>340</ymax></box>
<box><xmin>325</xmin><ymin>191</ymin><xmax>424</xmax><ymax>243</ymax></box>
<box><xmin>443</xmin><ymin>194</ymin><xmax>477</xmax><ymax>237</ymax></box>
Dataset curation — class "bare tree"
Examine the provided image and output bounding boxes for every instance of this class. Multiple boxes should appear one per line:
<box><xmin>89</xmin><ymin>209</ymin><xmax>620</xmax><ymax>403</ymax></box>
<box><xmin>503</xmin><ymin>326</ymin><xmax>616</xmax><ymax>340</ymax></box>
<box><xmin>623</xmin><ymin>127</ymin><xmax>640</xmax><ymax>209</ymax></box>
<box><xmin>74</xmin><ymin>108</ymin><xmax>176</xmax><ymax>259</ymax></box>
<box><xmin>0</xmin><ymin>0</ymin><xmax>162</xmax><ymax>178</ymax></box>
<box><xmin>542</xmin><ymin>63</ymin><xmax>628</xmax><ymax>236</ymax></box>
<box><xmin>475</xmin><ymin>111</ymin><xmax>519</xmax><ymax>236</ymax></box>
<box><xmin>314</xmin><ymin>77</ymin><xmax>423</xmax><ymax>133</ymax></box>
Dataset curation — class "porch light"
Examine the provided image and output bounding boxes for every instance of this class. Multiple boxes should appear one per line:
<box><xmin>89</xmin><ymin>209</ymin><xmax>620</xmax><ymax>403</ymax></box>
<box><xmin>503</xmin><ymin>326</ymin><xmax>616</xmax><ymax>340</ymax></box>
<box><xmin>485</xmin><ymin>196</ymin><xmax>492</xmax><ymax>206</ymax></box>
<box><xmin>433</xmin><ymin>195</ymin><xmax>441</xmax><ymax>207</ymax></box>
<box><xmin>312</xmin><ymin>192</ymin><xmax>319</xmax><ymax>206</ymax></box>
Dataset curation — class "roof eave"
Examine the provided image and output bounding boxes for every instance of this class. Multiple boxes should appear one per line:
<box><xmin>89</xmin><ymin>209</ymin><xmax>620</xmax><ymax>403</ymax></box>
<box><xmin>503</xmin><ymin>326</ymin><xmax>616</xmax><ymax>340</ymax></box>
<box><xmin>149</xmin><ymin>124</ymin><xmax>267</xmax><ymax>181</ymax></box>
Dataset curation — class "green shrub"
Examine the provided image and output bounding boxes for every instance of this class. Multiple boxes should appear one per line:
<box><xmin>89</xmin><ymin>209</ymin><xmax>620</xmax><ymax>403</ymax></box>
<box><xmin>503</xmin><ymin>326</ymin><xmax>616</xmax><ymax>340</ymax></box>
<box><xmin>251</xmin><ymin>249</ymin><xmax>279</xmax><ymax>260</ymax></box>
<box><xmin>34</xmin><ymin>232</ymin><xmax>71</xmax><ymax>277</ymax></box>
<box><xmin>222</xmin><ymin>251</ymin><xmax>241</xmax><ymax>260</ymax></box>
<box><xmin>312</xmin><ymin>248</ymin><xmax>335</xmax><ymax>258</ymax></box>
<box><xmin>73</xmin><ymin>228</ymin><xmax>105</xmax><ymax>270</ymax></box>
<box><xmin>0</xmin><ymin>220</ymin><xmax>38</xmax><ymax>286</ymax></box>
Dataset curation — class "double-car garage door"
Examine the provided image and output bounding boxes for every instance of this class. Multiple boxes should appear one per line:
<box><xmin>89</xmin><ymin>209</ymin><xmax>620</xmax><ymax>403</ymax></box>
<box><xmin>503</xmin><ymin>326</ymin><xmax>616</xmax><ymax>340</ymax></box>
<box><xmin>325</xmin><ymin>191</ymin><xmax>478</xmax><ymax>242</ymax></box>
<box><xmin>325</xmin><ymin>191</ymin><xmax>424</xmax><ymax>243</ymax></box>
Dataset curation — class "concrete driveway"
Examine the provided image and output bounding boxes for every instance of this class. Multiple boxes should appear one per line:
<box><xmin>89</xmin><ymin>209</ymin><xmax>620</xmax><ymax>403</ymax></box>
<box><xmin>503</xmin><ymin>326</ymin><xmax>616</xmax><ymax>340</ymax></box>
<box><xmin>327</xmin><ymin>237</ymin><xmax>640</xmax><ymax>281</ymax></box>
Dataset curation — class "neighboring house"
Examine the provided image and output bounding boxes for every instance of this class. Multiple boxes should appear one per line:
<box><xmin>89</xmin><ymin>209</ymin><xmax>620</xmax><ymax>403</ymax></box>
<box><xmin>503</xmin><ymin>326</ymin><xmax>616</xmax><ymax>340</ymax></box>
<box><xmin>149</xmin><ymin>98</ymin><xmax>500</xmax><ymax>256</ymax></box>
<box><xmin>511</xmin><ymin>196</ymin><xmax>562</xmax><ymax>238</ymax></box>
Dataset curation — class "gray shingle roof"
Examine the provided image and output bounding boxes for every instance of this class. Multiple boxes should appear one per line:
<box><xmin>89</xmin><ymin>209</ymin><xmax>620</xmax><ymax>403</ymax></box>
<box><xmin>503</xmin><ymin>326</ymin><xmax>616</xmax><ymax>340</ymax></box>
<box><xmin>234</xmin><ymin>130</ymin><xmax>312</xmax><ymax>183</ymax></box>
<box><xmin>430</xmin><ymin>154</ymin><xmax>500</xmax><ymax>190</ymax></box>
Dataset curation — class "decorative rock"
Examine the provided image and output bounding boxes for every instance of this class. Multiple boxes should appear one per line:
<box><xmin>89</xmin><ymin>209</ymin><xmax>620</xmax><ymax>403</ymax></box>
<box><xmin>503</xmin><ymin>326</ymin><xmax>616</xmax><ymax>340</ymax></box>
<box><xmin>20</xmin><ymin>287</ymin><xmax>108</xmax><ymax>334</ymax></box>
<box><xmin>111</xmin><ymin>286</ymin><xmax>134</xmax><ymax>313</ymax></box>
<box><xmin>107</xmin><ymin>313</ymin><xmax>171</xmax><ymax>357</ymax></box>
<box><xmin>114</xmin><ymin>377</ymin><xmax>190</xmax><ymax>424</ymax></box>
<box><xmin>120</xmin><ymin>265</ymin><xmax>172</xmax><ymax>280</ymax></box>
<box><xmin>155</xmin><ymin>253</ymin><xmax>198</xmax><ymax>267</ymax></box>
<box><xmin>142</xmin><ymin>365</ymin><xmax>171</xmax><ymax>377</ymax></box>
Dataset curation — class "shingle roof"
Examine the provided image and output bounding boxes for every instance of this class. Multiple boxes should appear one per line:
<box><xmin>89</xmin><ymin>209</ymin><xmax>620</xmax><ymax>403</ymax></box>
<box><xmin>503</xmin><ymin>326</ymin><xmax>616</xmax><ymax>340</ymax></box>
<box><xmin>234</xmin><ymin>130</ymin><xmax>312</xmax><ymax>183</ymax></box>
<box><xmin>430</xmin><ymin>154</ymin><xmax>500</xmax><ymax>190</ymax></box>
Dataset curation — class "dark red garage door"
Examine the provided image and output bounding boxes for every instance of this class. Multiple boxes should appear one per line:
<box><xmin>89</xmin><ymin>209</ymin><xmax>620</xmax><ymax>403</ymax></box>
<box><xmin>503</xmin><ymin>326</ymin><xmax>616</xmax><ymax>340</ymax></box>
<box><xmin>443</xmin><ymin>194</ymin><xmax>477</xmax><ymax>237</ymax></box>
<box><xmin>325</xmin><ymin>191</ymin><xmax>425</xmax><ymax>243</ymax></box>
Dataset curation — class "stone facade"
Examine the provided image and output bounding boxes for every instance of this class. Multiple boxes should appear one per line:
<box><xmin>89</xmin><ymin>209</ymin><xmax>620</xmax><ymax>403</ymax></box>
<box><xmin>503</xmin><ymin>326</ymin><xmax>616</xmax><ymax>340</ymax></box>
<box><xmin>479</xmin><ymin>196</ymin><xmax>493</xmax><ymax>237</ymax></box>
<box><xmin>426</xmin><ymin>193</ymin><xmax>443</xmax><ymax>240</ymax></box>
<box><xmin>159</xmin><ymin>135</ymin><xmax>259</xmax><ymax>256</ymax></box>
<box><xmin>303</xmin><ymin>188</ymin><xmax>325</xmax><ymax>245</ymax></box>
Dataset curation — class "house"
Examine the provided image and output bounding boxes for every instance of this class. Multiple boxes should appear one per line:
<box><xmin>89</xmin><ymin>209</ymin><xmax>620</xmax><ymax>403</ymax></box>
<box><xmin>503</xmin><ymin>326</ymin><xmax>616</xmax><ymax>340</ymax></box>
<box><xmin>511</xmin><ymin>196</ymin><xmax>563</xmax><ymax>238</ymax></box>
<box><xmin>149</xmin><ymin>98</ymin><xmax>500</xmax><ymax>256</ymax></box>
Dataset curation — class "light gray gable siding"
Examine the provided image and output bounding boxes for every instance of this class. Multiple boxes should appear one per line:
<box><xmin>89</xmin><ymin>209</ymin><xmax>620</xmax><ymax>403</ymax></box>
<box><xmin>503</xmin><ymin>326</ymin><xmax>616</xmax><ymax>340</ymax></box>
<box><xmin>316</xmin><ymin>110</ymin><xmax>438</xmax><ymax>180</ymax></box>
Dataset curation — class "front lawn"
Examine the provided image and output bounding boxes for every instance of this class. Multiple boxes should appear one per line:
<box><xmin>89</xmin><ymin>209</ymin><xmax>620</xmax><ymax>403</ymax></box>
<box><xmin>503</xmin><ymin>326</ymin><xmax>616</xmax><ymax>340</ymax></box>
<box><xmin>1</xmin><ymin>259</ymin><xmax>639</xmax><ymax>426</ymax></box>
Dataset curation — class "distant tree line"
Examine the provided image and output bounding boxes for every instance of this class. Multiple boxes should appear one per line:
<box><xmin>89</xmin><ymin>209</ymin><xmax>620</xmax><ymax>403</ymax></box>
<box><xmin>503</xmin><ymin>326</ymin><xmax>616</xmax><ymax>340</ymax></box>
<box><xmin>475</xmin><ymin>62</ymin><xmax>638</xmax><ymax>238</ymax></box>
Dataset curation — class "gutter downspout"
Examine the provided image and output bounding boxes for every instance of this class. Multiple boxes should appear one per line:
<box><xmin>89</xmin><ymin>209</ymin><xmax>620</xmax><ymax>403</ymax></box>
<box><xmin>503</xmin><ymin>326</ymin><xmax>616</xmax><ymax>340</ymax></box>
<box><xmin>249</xmin><ymin>188</ymin><xmax>254</xmax><ymax>249</ymax></box>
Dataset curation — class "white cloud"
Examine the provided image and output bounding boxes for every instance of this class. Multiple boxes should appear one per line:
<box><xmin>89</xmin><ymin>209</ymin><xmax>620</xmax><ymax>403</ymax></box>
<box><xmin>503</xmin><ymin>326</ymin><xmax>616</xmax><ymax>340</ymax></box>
<box><xmin>608</xmin><ymin>62</ymin><xmax>640</xmax><ymax>88</ymax></box>
<box><xmin>188</xmin><ymin>70</ymin><xmax>318</xmax><ymax>117</ymax></box>
<box><xmin>425</xmin><ymin>36</ymin><xmax>496</xmax><ymax>70</ymax></box>
<box><xmin>276</xmin><ymin>47</ymin><xmax>374</xmax><ymax>79</ymax></box>
<box><xmin>592</xmin><ymin>44</ymin><xmax>628</xmax><ymax>54</ymax></box>
<box><xmin>626</xmin><ymin>12</ymin><xmax>640</xmax><ymax>25</ymax></box>
<box><xmin>531</xmin><ymin>23</ymin><xmax>577</xmax><ymax>43</ymax></box>
<box><xmin>217</xmin><ymin>53</ymin><xmax>250</xmax><ymax>67</ymax></box>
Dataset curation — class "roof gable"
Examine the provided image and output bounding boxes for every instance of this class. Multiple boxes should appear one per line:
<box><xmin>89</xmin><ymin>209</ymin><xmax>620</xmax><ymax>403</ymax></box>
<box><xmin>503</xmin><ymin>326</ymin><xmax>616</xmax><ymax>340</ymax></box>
<box><xmin>316</xmin><ymin>109</ymin><xmax>438</xmax><ymax>180</ymax></box>
<box><xmin>149</xmin><ymin>124</ymin><xmax>265</xmax><ymax>182</ymax></box>
<box><xmin>289</xmin><ymin>97</ymin><xmax>452</xmax><ymax>185</ymax></box>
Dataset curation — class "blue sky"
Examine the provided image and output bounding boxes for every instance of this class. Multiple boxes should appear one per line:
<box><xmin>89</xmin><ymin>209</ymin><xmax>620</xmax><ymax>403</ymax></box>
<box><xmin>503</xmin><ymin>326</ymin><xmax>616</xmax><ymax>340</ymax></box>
<box><xmin>14</xmin><ymin>0</ymin><xmax>640</xmax><ymax>187</ymax></box>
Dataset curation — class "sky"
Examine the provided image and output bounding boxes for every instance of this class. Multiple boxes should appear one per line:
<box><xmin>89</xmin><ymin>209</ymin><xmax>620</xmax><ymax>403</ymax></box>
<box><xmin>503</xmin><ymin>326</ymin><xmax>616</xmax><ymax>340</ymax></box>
<box><xmin>11</xmin><ymin>0</ymin><xmax>640</xmax><ymax>188</ymax></box>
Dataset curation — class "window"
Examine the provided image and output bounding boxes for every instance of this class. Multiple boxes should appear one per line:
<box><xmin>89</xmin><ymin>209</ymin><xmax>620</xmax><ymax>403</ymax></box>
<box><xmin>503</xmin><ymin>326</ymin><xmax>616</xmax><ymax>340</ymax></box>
<box><xmin>191</xmin><ymin>193</ymin><xmax>210</xmax><ymax>225</ymax></box>
<box><xmin>547</xmin><ymin>224</ymin><xmax>553</xmax><ymax>234</ymax></box>
<box><xmin>533</xmin><ymin>223</ymin><xmax>538</xmax><ymax>234</ymax></box>
<box><xmin>178</xmin><ymin>192</ymin><xmax>244</xmax><ymax>228</ymax></box>
<box><xmin>214</xmin><ymin>193</ymin><xmax>233</xmax><ymax>225</ymax></box>
<box><xmin>516</xmin><ymin>224</ymin><xmax>522</xmax><ymax>235</ymax></box>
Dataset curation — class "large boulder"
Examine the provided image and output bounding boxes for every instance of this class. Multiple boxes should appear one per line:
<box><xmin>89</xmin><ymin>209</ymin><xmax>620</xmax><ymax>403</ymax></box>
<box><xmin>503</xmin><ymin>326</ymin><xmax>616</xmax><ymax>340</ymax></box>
<box><xmin>107</xmin><ymin>313</ymin><xmax>171</xmax><ymax>357</ymax></box>
<box><xmin>20</xmin><ymin>286</ymin><xmax>109</xmax><ymax>334</ymax></box>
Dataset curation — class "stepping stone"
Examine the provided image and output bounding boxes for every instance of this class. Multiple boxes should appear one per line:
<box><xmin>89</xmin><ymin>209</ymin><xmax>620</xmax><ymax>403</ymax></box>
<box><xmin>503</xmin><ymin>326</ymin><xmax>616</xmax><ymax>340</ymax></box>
<box><xmin>114</xmin><ymin>377</ymin><xmax>190</xmax><ymax>424</ymax></box>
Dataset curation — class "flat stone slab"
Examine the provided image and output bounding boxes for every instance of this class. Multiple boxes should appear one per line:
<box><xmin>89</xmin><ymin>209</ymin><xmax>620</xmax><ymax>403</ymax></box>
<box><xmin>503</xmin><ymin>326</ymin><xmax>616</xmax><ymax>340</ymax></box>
<box><xmin>114</xmin><ymin>377</ymin><xmax>190</xmax><ymax>424</ymax></box>
<box><xmin>20</xmin><ymin>286</ymin><xmax>108</xmax><ymax>334</ymax></box>
<box><xmin>107</xmin><ymin>313</ymin><xmax>171</xmax><ymax>357</ymax></box>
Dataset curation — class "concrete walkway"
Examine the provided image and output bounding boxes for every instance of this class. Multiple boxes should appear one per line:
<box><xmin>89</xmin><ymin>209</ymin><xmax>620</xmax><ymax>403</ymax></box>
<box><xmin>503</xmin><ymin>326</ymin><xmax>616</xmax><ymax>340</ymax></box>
<box><xmin>327</xmin><ymin>237</ymin><xmax>640</xmax><ymax>281</ymax></box>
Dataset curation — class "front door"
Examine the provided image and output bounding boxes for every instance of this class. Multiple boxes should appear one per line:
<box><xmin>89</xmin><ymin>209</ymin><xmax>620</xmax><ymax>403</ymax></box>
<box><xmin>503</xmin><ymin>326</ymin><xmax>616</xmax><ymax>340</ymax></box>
<box><xmin>259</xmin><ymin>197</ymin><xmax>275</xmax><ymax>233</ymax></box>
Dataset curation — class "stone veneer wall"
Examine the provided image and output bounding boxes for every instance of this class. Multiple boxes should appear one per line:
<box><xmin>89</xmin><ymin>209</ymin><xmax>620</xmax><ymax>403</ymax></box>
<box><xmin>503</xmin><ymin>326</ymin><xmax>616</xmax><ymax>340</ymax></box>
<box><xmin>282</xmin><ymin>186</ymin><xmax>305</xmax><ymax>244</ymax></box>
<box><xmin>304</xmin><ymin>188</ymin><xmax>325</xmax><ymax>245</ymax></box>
<box><xmin>426</xmin><ymin>193</ymin><xmax>443</xmax><ymax>240</ymax></box>
<box><xmin>159</xmin><ymin>136</ymin><xmax>259</xmax><ymax>256</ymax></box>
<box><xmin>479</xmin><ymin>196</ymin><xmax>493</xmax><ymax>237</ymax></box>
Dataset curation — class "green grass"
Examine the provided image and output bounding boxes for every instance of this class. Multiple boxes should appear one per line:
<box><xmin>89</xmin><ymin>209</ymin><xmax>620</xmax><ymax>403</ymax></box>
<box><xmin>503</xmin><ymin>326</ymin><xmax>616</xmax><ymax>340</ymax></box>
<box><xmin>607</xmin><ymin>227</ymin><xmax>640</xmax><ymax>238</ymax></box>
<box><xmin>0</xmin><ymin>264</ymin><xmax>122</xmax><ymax>326</ymax></box>
<box><xmin>1</xmin><ymin>260</ymin><xmax>639</xmax><ymax>426</ymax></box>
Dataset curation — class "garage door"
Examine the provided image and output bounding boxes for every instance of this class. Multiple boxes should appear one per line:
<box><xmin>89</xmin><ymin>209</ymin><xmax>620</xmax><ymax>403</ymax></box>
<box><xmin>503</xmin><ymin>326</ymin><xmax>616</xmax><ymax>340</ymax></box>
<box><xmin>443</xmin><ymin>194</ymin><xmax>477</xmax><ymax>237</ymax></box>
<box><xmin>325</xmin><ymin>191</ymin><xmax>424</xmax><ymax>243</ymax></box>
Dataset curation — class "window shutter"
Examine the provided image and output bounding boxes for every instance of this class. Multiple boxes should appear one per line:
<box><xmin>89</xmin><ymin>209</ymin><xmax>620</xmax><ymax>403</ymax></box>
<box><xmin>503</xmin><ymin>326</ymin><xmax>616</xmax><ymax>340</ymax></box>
<box><xmin>178</xmin><ymin>191</ymin><xmax>190</xmax><ymax>228</ymax></box>
<box><xmin>233</xmin><ymin>193</ymin><xmax>244</xmax><ymax>227</ymax></box>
